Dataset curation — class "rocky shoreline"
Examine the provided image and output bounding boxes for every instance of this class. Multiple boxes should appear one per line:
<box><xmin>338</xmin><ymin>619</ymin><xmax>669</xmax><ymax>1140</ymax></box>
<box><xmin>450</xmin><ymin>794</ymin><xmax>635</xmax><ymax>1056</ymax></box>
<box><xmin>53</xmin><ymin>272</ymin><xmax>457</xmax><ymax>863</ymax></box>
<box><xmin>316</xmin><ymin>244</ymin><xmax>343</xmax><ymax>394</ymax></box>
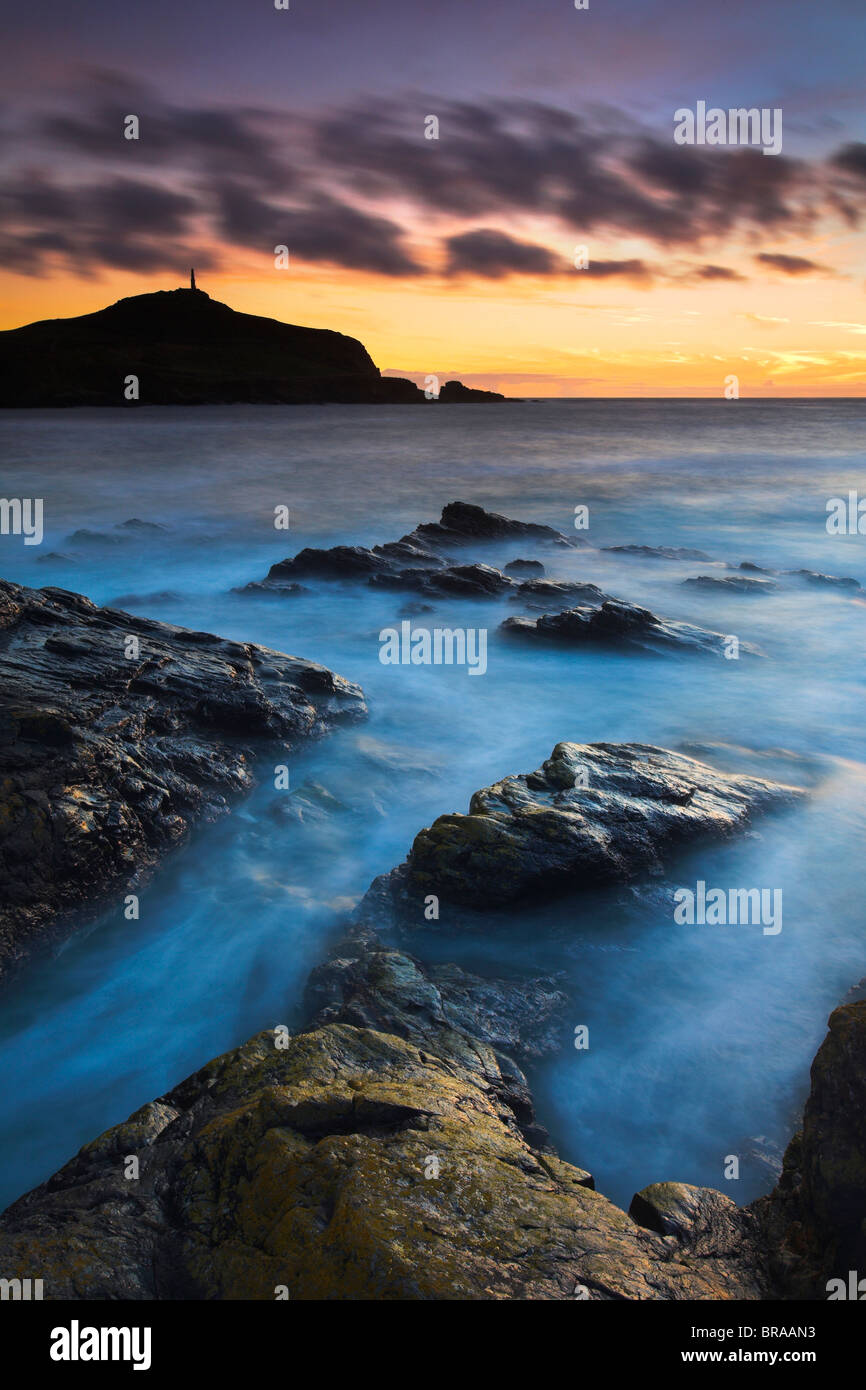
<box><xmin>0</xmin><ymin>719</ymin><xmax>859</xmax><ymax>1300</ymax></box>
<box><xmin>0</xmin><ymin>501</ymin><xmax>862</xmax><ymax>1300</ymax></box>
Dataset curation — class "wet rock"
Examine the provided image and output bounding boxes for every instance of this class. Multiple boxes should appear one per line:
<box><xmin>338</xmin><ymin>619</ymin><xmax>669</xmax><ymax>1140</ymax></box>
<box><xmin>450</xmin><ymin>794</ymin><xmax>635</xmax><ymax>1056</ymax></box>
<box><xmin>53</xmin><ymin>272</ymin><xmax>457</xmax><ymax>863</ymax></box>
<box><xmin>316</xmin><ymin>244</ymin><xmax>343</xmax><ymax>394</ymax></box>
<box><xmin>368</xmin><ymin>562</ymin><xmax>514</xmax><ymax>597</ymax></box>
<box><xmin>505</xmin><ymin>558</ymin><xmax>545</xmax><ymax>575</ymax></box>
<box><xmin>406</xmin><ymin>501</ymin><xmax>579</xmax><ymax>549</ymax></box>
<box><xmin>511</xmin><ymin>578</ymin><xmax>609</xmax><ymax>608</ymax></box>
<box><xmin>0</xmin><ymin>579</ymin><xmax>365</xmax><ymax>982</ymax></box>
<box><xmin>683</xmin><ymin>575</ymin><xmax>779</xmax><ymax>594</ymax></box>
<box><xmin>784</xmin><ymin>568</ymin><xmax>861</xmax><ymax>591</ymax></box>
<box><xmin>305</xmin><ymin>929</ymin><xmax>569</xmax><ymax>1065</ymax></box>
<box><xmin>603</xmin><ymin>544</ymin><xmax>711</xmax><ymax>561</ymax></box>
<box><xmin>362</xmin><ymin>741</ymin><xmax>804</xmax><ymax>917</ymax></box>
<box><xmin>266</xmin><ymin>545</ymin><xmax>393</xmax><ymax>582</ymax></box>
<box><xmin>502</xmin><ymin>598</ymin><xmax>760</xmax><ymax>658</ymax></box>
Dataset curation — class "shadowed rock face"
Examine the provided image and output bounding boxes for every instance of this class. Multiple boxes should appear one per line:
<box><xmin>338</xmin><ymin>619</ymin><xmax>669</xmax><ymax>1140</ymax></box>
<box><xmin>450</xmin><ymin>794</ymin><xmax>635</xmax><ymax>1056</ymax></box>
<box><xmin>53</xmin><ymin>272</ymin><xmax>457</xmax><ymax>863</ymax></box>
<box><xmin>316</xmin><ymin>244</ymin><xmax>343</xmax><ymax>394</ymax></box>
<box><xmin>502</xmin><ymin>598</ymin><xmax>762</xmax><ymax>658</ymax></box>
<box><xmin>758</xmin><ymin>1001</ymin><xmax>866</xmax><ymax>1298</ymax></box>
<box><xmin>0</xmin><ymin>580</ymin><xmax>366</xmax><ymax>981</ymax></box>
<box><xmin>362</xmin><ymin>741</ymin><xmax>804</xmax><ymax>916</ymax></box>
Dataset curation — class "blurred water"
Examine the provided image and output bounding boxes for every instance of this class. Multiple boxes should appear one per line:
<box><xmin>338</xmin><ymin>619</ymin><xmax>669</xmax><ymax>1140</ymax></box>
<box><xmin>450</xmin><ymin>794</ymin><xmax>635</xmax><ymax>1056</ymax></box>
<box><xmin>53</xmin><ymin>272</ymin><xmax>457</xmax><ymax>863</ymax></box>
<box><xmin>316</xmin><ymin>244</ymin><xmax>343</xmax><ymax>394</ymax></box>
<box><xmin>0</xmin><ymin>398</ymin><xmax>864</xmax><ymax>1211</ymax></box>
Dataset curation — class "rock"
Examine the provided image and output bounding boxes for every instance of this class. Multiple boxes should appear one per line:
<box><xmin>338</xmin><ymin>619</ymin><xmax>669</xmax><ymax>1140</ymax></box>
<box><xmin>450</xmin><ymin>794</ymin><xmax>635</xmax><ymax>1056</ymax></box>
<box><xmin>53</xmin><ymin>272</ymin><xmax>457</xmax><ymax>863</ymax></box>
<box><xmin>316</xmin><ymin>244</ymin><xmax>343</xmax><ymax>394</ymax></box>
<box><xmin>630</xmin><ymin>1182</ymin><xmax>759</xmax><ymax>1258</ymax></box>
<box><xmin>437</xmin><ymin>381</ymin><xmax>504</xmax><ymax>403</ymax></box>
<box><xmin>511</xmin><ymin>578</ymin><xmax>609</xmax><ymax>608</ymax></box>
<box><xmin>253</xmin><ymin>503</ymin><xmax>590</xmax><ymax>594</ymax></box>
<box><xmin>406</xmin><ymin>501</ymin><xmax>582</xmax><ymax>549</ymax></box>
<box><xmin>603</xmin><ymin>544</ymin><xmax>711</xmax><ymax>561</ymax></box>
<box><xmin>0</xmin><ymin>1019</ymin><xmax>769</xmax><ymax>1300</ymax></box>
<box><xmin>504</xmin><ymin>559</ymin><xmax>545</xmax><ymax>575</ymax></box>
<box><xmin>683</xmin><ymin>575</ymin><xmax>778</xmax><ymax>595</ymax></box>
<box><xmin>0</xmin><ymin>580</ymin><xmax>365</xmax><ymax>981</ymax></box>
<box><xmin>368</xmin><ymin>562</ymin><xmax>514</xmax><ymax>598</ymax></box>
<box><xmin>305</xmin><ymin>929</ymin><xmax>569</xmax><ymax>1066</ymax></box>
<box><xmin>784</xmin><ymin>569</ymin><xmax>861</xmax><ymax>591</ymax></box>
<box><xmin>361</xmin><ymin>741</ymin><xmax>804</xmax><ymax>917</ymax></box>
<box><xmin>266</xmin><ymin>546</ymin><xmax>394</xmax><ymax>582</ymax></box>
<box><xmin>501</xmin><ymin>598</ymin><xmax>761</xmax><ymax>658</ymax></box>
<box><xmin>759</xmin><ymin>1002</ymin><xmax>866</xmax><ymax>1295</ymax></box>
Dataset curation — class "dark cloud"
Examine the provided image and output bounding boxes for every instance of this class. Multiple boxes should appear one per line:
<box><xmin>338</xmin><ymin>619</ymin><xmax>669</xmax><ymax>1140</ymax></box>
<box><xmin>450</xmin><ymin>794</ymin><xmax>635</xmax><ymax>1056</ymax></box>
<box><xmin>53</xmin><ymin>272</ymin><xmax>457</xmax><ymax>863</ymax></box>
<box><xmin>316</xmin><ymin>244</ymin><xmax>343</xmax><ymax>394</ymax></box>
<box><xmin>2</xmin><ymin>86</ymin><xmax>865</xmax><ymax>281</ymax></box>
<box><xmin>832</xmin><ymin>143</ymin><xmax>866</xmax><ymax>179</ymax></box>
<box><xmin>755</xmin><ymin>252</ymin><xmax>828</xmax><ymax>275</ymax></box>
<box><xmin>692</xmin><ymin>264</ymin><xmax>746</xmax><ymax>281</ymax></box>
<box><xmin>213</xmin><ymin>181</ymin><xmax>422</xmax><ymax>276</ymax></box>
<box><xmin>444</xmin><ymin>229</ymin><xmax>558</xmax><ymax>277</ymax></box>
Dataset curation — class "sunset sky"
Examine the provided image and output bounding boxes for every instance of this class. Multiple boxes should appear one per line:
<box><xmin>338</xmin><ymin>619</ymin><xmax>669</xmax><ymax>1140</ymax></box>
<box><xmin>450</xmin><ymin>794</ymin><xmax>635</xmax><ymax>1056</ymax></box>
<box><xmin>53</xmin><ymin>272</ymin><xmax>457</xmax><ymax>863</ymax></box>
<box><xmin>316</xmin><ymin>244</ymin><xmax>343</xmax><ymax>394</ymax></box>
<box><xmin>1</xmin><ymin>0</ymin><xmax>864</xmax><ymax>395</ymax></box>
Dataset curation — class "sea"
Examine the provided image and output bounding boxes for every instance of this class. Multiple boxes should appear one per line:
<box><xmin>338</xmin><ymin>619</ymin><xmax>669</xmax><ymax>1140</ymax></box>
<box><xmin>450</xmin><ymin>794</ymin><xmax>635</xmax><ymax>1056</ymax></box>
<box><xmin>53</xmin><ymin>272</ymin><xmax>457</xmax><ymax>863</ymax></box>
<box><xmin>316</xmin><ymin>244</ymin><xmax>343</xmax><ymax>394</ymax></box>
<box><xmin>0</xmin><ymin>397</ymin><xmax>864</xmax><ymax>1212</ymax></box>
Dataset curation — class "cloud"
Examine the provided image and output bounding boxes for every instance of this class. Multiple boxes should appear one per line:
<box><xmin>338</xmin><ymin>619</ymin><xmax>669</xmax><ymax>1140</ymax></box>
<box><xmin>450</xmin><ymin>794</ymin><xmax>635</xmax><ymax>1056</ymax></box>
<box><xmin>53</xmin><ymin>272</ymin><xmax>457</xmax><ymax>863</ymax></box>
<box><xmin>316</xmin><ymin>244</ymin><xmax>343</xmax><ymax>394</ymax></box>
<box><xmin>3</xmin><ymin>85</ymin><xmax>865</xmax><ymax>282</ymax></box>
<box><xmin>755</xmin><ymin>252</ymin><xmax>830</xmax><ymax>275</ymax></box>
<box><xmin>692</xmin><ymin>263</ymin><xmax>746</xmax><ymax>281</ymax></box>
<box><xmin>444</xmin><ymin>229</ymin><xmax>558</xmax><ymax>277</ymax></box>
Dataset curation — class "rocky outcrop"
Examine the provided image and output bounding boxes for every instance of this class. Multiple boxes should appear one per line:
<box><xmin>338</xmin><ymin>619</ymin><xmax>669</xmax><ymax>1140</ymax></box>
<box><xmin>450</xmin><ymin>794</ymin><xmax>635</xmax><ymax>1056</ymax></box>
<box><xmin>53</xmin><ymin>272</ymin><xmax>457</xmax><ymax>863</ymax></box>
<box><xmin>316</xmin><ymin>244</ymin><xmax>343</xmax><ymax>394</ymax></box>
<box><xmin>361</xmin><ymin>741</ymin><xmax>804</xmax><ymax>918</ymax></box>
<box><xmin>0</xmin><ymin>580</ymin><xmax>365</xmax><ymax>981</ymax></box>
<box><xmin>0</xmin><ymin>991</ymin><xmax>769</xmax><ymax>1300</ymax></box>
<box><xmin>502</xmin><ymin>598</ymin><xmax>761</xmax><ymax>658</ymax></box>
<box><xmin>256</xmin><ymin>503</ymin><xmax>586</xmax><ymax>596</ymax></box>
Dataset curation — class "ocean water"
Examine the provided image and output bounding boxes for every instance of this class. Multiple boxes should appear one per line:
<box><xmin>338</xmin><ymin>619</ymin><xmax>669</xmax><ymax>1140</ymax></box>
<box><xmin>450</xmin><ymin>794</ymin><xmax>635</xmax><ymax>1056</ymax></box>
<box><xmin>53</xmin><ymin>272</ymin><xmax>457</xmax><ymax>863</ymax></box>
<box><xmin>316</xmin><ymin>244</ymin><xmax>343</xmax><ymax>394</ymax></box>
<box><xmin>0</xmin><ymin>398</ymin><xmax>864</xmax><ymax>1212</ymax></box>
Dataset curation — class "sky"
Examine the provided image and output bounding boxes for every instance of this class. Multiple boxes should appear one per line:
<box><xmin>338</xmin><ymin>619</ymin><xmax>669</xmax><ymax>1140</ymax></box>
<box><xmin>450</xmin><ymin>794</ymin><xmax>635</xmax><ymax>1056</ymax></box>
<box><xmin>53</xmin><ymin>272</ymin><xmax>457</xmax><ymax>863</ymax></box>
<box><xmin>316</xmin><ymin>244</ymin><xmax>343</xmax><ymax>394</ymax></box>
<box><xmin>1</xmin><ymin>0</ymin><xmax>864</xmax><ymax>395</ymax></box>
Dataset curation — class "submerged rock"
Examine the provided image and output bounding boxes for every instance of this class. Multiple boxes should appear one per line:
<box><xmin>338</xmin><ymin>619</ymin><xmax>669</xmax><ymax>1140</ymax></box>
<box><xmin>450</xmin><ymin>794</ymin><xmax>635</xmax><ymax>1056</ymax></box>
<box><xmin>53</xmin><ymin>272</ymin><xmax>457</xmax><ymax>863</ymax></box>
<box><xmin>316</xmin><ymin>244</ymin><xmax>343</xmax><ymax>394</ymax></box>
<box><xmin>683</xmin><ymin>574</ymin><xmax>779</xmax><ymax>595</ymax></box>
<box><xmin>362</xmin><ymin>741</ymin><xmax>804</xmax><ymax>916</ymax></box>
<box><xmin>603</xmin><ymin>544</ymin><xmax>711</xmax><ymax>561</ymax></box>
<box><xmin>502</xmin><ymin>598</ymin><xmax>760</xmax><ymax>658</ymax></box>
<box><xmin>0</xmin><ymin>580</ymin><xmax>365</xmax><ymax>981</ymax></box>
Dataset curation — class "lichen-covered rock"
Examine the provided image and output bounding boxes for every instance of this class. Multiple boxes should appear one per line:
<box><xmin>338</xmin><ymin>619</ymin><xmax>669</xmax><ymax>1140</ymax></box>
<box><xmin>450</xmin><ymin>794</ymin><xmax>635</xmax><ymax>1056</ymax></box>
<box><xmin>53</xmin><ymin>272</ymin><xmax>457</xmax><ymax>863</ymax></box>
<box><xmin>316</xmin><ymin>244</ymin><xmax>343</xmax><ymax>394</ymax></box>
<box><xmin>362</xmin><ymin>741</ymin><xmax>804</xmax><ymax>918</ymax></box>
<box><xmin>0</xmin><ymin>580</ymin><xmax>365</xmax><ymax>980</ymax></box>
<box><xmin>0</xmin><ymin>1020</ymin><xmax>770</xmax><ymax>1300</ymax></box>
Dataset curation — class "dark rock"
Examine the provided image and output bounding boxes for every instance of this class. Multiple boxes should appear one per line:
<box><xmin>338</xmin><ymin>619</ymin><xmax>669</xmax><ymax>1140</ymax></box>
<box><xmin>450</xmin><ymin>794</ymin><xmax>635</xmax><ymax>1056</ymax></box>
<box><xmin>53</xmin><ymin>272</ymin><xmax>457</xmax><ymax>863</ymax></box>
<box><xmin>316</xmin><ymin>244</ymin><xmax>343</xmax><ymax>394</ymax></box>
<box><xmin>361</xmin><ymin>741</ymin><xmax>803</xmax><ymax>917</ymax></box>
<box><xmin>267</xmin><ymin>545</ymin><xmax>393</xmax><ymax>582</ymax></box>
<box><xmin>505</xmin><ymin>558</ymin><xmax>545</xmax><ymax>575</ymax></box>
<box><xmin>511</xmin><ymin>578</ymin><xmax>608</xmax><ymax>608</ymax></box>
<box><xmin>784</xmin><ymin>569</ymin><xmax>861</xmax><ymax>591</ymax></box>
<box><xmin>407</xmin><ymin>500</ymin><xmax>581</xmax><ymax>549</ymax></box>
<box><xmin>368</xmin><ymin>562</ymin><xmax>514</xmax><ymax>598</ymax></box>
<box><xmin>502</xmin><ymin>598</ymin><xmax>760</xmax><ymax>658</ymax></box>
<box><xmin>0</xmin><ymin>579</ymin><xmax>365</xmax><ymax>982</ymax></box>
<box><xmin>437</xmin><ymin>380</ymin><xmax>504</xmax><ymax>403</ymax></box>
